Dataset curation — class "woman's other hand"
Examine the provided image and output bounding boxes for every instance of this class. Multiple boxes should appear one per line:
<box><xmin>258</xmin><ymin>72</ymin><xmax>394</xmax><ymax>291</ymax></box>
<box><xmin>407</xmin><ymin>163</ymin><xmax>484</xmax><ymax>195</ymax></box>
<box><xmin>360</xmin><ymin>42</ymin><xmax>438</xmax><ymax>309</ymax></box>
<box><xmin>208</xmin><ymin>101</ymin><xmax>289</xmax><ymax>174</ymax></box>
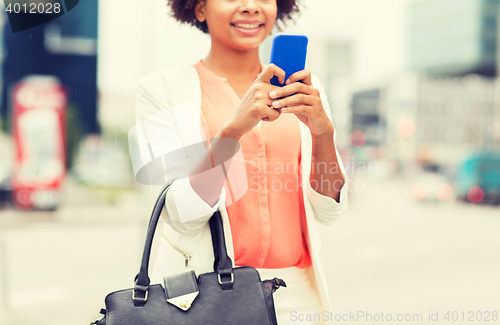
<box><xmin>267</xmin><ymin>69</ymin><xmax>334</xmax><ymax>137</ymax></box>
<box><xmin>220</xmin><ymin>64</ymin><xmax>286</xmax><ymax>140</ymax></box>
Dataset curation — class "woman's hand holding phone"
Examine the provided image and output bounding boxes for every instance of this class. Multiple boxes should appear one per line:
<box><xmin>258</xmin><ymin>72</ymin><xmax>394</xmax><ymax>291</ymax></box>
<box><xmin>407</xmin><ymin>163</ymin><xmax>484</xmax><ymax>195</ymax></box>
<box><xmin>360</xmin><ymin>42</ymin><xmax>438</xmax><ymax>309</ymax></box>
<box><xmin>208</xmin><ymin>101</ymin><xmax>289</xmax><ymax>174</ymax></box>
<box><xmin>219</xmin><ymin>64</ymin><xmax>286</xmax><ymax>140</ymax></box>
<box><xmin>268</xmin><ymin>69</ymin><xmax>334</xmax><ymax>137</ymax></box>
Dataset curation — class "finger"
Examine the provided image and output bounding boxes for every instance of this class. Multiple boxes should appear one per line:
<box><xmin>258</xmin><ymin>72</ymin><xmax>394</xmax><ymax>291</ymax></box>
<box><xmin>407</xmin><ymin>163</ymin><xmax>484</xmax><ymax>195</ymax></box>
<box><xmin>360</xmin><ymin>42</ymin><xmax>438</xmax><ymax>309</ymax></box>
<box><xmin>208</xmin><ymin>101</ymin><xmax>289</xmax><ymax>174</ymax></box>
<box><xmin>280</xmin><ymin>105</ymin><xmax>309</xmax><ymax>114</ymax></box>
<box><xmin>261</xmin><ymin>106</ymin><xmax>281</xmax><ymax>122</ymax></box>
<box><xmin>286</xmin><ymin>69</ymin><xmax>312</xmax><ymax>86</ymax></box>
<box><xmin>271</xmin><ymin>93</ymin><xmax>315</xmax><ymax>109</ymax></box>
<box><xmin>269</xmin><ymin>82</ymin><xmax>314</xmax><ymax>99</ymax></box>
<box><xmin>256</xmin><ymin>64</ymin><xmax>286</xmax><ymax>85</ymax></box>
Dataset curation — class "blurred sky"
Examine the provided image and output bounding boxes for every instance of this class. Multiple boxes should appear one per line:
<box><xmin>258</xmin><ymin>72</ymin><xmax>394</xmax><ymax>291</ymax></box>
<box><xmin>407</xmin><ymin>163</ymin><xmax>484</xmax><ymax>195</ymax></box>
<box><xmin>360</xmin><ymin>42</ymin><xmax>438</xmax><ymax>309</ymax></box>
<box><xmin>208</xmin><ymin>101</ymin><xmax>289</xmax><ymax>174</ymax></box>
<box><xmin>97</xmin><ymin>0</ymin><xmax>420</xmax><ymax>96</ymax></box>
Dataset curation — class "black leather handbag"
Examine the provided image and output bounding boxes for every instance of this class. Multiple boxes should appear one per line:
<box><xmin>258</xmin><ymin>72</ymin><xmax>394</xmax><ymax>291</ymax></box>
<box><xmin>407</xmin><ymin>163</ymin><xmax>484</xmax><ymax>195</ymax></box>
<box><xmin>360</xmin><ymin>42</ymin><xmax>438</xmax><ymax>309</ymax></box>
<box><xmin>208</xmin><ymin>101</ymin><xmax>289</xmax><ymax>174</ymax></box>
<box><xmin>91</xmin><ymin>182</ymin><xmax>286</xmax><ymax>325</ymax></box>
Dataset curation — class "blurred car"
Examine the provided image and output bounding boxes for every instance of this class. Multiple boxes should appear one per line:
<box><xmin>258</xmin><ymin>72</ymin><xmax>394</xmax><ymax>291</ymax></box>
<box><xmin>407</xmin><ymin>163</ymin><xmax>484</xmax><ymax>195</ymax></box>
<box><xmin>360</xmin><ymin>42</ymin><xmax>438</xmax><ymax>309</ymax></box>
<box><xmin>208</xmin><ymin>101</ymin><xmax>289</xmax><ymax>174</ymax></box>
<box><xmin>455</xmin><ymin>152</ymin><xmax>500</xmax><ymax>205</ymax></box>
<box><xmin>409</xmin><ymin>163</ymin><xmax>453</xmax><ymax>202</ymax></box>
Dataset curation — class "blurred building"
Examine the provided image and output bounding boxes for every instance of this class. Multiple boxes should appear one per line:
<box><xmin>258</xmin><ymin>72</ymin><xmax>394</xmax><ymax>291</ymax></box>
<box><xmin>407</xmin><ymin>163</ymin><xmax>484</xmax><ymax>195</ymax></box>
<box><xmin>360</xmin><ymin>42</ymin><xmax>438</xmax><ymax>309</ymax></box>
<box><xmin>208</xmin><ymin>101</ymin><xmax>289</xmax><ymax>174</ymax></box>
<box><xmin>351</xmin><ymin>89</ymin><xmax>386</xmax><ymax>147</ymax></box>
<box><xmin>358</xmin><ymin>0</ymin><xmax>500</xmax><ymax>172</ymax></box>
<box><xmin>0</xmin><ymin>12</ymin><xmax>5</xmax><ymax>118</ymax></box>
<box><xmin>408</xmin><ymin>0</ymin><xmax>500</xmax><ymax>77</ymax></box>
<box><xmin>309</xmin><ymin>39</ymin><xmax>354</xmax><ymax>150</ymax></box>
<box><xmin>1</xmin><ymin>0</ymin><xmax>99</xmax><ymax>135</ymax></box>
<box><xmin>384</xmin><ymin>73</ymin><xmax>500</xmax><ymax>167</ymax></box>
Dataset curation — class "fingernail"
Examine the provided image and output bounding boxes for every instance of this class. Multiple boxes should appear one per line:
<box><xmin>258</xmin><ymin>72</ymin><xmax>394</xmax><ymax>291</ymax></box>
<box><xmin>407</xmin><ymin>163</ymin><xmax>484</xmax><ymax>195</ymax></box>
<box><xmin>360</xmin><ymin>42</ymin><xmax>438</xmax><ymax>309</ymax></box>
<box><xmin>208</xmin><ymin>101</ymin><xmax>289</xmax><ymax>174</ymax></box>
<box><xmin>269</xmin><ymin>91</ymin><xmax>277</xmax><ymax>98</ymax></box>
<box><xmin>281</xmin><ymin>107</ymin><xmax>288</xmax><ymax>112</ymax></box>
<box><xmin>285</xmin><ymin>79</ymin><xmax>291</xmax><ymax>85</ymax></box>
<box><xmin>272</xmin><ymin>101</ymin><xmax>280</xmax><ymax>108</ymax></box>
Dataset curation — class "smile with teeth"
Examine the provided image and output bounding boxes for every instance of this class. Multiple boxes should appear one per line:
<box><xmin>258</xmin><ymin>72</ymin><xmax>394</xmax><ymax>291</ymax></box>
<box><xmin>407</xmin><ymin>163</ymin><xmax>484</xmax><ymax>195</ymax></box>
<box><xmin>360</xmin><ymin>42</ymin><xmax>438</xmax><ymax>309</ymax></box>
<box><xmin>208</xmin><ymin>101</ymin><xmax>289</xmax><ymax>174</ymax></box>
<box><xmin>232</xmin><ymin>23</ymin><xmax>263</xmax><ymax>29</ymax></box>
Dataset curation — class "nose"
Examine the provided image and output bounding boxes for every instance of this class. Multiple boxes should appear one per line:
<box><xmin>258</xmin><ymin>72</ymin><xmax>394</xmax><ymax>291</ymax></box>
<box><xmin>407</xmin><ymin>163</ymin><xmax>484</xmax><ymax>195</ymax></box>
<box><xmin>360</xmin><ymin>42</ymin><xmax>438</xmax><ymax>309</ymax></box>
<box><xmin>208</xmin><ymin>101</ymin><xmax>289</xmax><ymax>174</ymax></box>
<box><xmin>239</xmin><ymin>0</ymin><xmax>260</xmax><ymax>14</ymax></box>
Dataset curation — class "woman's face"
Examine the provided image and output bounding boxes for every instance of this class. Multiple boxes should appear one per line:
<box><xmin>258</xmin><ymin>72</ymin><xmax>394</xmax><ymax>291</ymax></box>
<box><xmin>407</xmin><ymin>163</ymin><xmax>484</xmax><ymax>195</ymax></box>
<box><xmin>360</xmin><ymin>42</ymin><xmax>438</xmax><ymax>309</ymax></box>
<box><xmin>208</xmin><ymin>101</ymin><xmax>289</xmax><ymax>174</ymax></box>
<box><xmin>196</xmin><ymin>0</ymin><xmax>278</xmax><ymax>51</ymax></box>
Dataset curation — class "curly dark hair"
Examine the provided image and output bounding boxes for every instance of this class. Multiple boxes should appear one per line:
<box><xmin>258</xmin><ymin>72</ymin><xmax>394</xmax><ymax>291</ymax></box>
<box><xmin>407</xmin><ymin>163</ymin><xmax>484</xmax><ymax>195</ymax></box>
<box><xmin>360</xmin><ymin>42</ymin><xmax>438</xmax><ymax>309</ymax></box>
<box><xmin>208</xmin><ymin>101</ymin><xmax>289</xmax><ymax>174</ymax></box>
<box><xmin>166</xmin><ymin>0</ymin><xmax>301</xmax><ymax>34</ymax></box>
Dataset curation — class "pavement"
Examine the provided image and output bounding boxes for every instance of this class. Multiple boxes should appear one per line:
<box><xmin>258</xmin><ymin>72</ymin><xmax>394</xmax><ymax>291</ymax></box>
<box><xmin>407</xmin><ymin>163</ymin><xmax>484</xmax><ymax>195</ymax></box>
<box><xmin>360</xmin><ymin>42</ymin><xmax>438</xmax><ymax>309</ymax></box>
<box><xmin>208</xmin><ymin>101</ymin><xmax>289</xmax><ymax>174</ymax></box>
<box><xmin>0</xmin><ymin>176</ymin><xmax>498</xmax><ymax>325</ymax></box>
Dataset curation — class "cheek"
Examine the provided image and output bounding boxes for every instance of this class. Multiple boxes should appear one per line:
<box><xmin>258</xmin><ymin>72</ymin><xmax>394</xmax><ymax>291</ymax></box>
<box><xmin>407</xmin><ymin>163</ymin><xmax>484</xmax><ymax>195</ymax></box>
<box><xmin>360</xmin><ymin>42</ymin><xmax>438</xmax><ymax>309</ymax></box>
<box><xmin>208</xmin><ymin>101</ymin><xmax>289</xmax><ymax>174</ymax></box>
<box><xmin>267</xmin><ymin>14</ymin><xmax>277</xmax><ymax>32</ymax></box>
<box><xmin>204</xmin><ymin>6</ymin><xmax>232</xmax><ymax>31</ymax></box>
<box><xmin>267</xmin><ymin>7</ymin><xmax>278</xmax><ymax>26</ymax></box>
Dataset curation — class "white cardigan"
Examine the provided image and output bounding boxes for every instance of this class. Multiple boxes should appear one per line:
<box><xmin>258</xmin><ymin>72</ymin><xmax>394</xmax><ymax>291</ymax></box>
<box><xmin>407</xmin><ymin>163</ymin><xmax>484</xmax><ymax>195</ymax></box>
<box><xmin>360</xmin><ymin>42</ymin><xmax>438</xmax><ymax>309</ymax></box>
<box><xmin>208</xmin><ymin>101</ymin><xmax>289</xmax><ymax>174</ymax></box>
<box><xmin>130</xmin><ymin>64</ymin><xmax>348</xmax><ymax>320</ymax></box>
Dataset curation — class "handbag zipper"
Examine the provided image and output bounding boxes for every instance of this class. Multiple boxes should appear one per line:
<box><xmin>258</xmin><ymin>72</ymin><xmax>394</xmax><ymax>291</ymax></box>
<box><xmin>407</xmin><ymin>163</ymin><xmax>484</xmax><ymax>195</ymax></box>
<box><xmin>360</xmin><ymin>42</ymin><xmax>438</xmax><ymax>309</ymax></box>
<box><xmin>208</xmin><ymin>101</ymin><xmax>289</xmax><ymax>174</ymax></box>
<box><xmin>162</xmin><ymin>233</ymin><xmax>193</xmax><ymax>267</ymax></box>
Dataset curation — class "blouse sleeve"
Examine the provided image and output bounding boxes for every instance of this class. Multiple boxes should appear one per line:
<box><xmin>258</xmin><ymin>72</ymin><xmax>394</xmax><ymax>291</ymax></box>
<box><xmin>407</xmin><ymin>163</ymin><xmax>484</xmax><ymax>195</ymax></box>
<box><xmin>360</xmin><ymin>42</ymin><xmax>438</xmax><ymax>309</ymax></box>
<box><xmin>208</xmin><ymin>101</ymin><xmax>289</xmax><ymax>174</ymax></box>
<box><xmin>131</xmin><ymin>72</ymin><xmax>225</xmax><ymax>234</ymax></box>
<box><xmin>308</xmin><ymin>74</ymin><xmax>349</xmax><ymax>225</ymax></box>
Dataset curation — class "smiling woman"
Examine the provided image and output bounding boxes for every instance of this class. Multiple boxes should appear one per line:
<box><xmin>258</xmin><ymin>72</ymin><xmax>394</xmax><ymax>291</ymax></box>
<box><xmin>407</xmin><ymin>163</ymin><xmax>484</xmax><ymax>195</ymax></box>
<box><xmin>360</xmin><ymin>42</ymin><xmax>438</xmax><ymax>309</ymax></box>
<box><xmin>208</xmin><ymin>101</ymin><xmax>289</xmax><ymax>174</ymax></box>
<box><xmin>133</xmin><ymin>0</ymin><xmax>349</xmax><ymax>324</ymax></box>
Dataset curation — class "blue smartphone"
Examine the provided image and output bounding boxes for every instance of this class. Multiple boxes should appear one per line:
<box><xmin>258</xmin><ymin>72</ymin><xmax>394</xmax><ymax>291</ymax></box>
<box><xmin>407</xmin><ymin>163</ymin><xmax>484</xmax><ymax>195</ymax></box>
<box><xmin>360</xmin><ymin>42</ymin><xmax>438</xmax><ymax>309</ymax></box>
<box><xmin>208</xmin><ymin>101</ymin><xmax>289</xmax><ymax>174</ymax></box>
<box><xmin>269</xmin><ymin>33</ymin><xmax>308</xmax><ymax>87</ymax></box>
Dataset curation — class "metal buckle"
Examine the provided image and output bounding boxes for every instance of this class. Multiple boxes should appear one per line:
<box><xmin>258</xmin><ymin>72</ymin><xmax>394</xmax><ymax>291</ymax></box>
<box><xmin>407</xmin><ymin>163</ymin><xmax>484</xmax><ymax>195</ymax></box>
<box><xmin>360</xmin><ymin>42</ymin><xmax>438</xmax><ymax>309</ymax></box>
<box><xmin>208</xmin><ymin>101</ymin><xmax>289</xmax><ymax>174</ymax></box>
<box><xmin>217</xmin><ymin>272</ymin><xmax>234</xmax><ymax>285</ymax></box>
<box><xmin>132</xmin><ymin>290</ymin><xmax>148</xmax><ymax>302</ymax></box>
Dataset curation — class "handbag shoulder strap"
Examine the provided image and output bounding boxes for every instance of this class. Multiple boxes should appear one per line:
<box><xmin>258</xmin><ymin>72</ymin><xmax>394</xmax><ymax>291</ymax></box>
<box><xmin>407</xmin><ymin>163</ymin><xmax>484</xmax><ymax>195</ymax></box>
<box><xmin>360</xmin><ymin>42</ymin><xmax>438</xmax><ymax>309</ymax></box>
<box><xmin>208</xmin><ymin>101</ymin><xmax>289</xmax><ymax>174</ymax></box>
<box><xmin>133</xmin><ymin>182</ymin><xmax>234</xmax><ymax>306</ymax></box>
<box><xmin>133</xmin><ymin>183</ymin><xmax>171</xmax><ymax>305</ymax></box>
<box><xmin>209</xmin><ymin>211</ymin><xmax>234</xmax><ymax>288</ymax></box>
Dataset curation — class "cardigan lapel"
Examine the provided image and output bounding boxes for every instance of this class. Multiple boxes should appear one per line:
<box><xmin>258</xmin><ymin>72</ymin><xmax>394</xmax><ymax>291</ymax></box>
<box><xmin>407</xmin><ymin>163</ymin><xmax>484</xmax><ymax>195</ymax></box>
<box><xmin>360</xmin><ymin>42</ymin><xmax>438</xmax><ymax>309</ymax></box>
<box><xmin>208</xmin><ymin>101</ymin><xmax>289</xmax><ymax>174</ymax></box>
<box><xmin>168</xmin><ymin>65</ymin><xmax>236</xmax><ymax>264</ymax></box>
<box><xmin>297</xmin><ymin>118</ymin><xmax>321</xmax><ymax>256</ymax></box>
<box><xmin>167</xmin><ymin>66</ymin><xmax>204</xmax><ymax>163</ymax></box>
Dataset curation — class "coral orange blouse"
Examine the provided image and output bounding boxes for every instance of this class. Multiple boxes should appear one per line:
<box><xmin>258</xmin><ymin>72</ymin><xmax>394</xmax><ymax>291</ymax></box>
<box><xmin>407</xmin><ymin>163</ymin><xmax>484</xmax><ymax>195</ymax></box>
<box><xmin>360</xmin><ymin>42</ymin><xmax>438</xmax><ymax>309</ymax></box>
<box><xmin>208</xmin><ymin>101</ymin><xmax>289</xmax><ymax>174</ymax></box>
<box><xmin>194</xmin><ymin>60</ymin><xmax>311</xmax><ymax>269</ymax></box>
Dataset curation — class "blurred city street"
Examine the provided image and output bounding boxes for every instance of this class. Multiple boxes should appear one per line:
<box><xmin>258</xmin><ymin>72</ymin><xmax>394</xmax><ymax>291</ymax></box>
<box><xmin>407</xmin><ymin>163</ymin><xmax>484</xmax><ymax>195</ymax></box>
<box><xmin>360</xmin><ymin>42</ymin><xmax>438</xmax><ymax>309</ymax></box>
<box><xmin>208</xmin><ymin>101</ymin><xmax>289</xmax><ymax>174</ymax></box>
<box><xmin>321</xmin><ymin>177</ymin><xmax>500</xmax><ymax>324</ymax></box>
<box><xmin>1</xmin><ymin>0</ymin><xmax>500</xmax><ymax>324</ymax></box>
<box><xmin>1</xmin><ymin>176</ymin><xmax>498</xmax><ymax>325</ymax></box>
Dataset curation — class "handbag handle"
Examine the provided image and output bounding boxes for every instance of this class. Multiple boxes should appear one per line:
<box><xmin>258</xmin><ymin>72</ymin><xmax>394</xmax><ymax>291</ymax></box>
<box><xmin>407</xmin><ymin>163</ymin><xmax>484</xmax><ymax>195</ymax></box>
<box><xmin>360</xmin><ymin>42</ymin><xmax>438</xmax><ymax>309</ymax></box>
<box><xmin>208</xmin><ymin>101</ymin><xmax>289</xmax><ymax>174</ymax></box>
<box><xmin>133</xmin><ymin>182</ymin><xmax>234</xmax><ymax>306</ymax></box>
<box><xmin>208</xmin><ymin>206</ymin><xmax>234</xmax><ymax>290</ymax></box>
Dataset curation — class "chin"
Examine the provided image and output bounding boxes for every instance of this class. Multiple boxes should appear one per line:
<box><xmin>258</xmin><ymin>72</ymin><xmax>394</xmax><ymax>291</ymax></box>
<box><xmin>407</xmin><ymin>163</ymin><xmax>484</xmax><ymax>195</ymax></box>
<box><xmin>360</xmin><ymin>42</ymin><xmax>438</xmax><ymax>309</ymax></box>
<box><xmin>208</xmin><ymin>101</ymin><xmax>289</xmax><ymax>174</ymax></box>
<box><xmin>232</xmin><ymin>38</ymin><xmax>267</xmax><ymax>51</ymax></box>
<box><xmin>235</xmin><ymin>43</ymin><xmax>261</xmax><ymax>51</ymax></box>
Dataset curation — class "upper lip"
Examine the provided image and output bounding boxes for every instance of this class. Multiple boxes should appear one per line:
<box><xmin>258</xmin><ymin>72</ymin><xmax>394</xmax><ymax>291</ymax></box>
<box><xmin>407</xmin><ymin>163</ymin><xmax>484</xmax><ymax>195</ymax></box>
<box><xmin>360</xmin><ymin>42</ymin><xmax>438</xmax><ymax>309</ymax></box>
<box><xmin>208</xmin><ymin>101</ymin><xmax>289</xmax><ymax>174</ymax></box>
<box><xmin>231</xmin><ymin>20</ymin><xmax>264</xmax><ymax>26</ymax></box>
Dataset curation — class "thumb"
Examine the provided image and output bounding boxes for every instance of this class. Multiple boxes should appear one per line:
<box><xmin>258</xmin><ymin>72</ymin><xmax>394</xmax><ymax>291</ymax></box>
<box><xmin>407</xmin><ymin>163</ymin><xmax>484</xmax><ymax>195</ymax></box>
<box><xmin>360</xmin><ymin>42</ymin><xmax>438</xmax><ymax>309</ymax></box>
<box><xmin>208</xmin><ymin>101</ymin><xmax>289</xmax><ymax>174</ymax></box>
<box><xmin>256</xmin><ymin>64</ymin><xmax>286</xmax><ymax>84</ymax></box>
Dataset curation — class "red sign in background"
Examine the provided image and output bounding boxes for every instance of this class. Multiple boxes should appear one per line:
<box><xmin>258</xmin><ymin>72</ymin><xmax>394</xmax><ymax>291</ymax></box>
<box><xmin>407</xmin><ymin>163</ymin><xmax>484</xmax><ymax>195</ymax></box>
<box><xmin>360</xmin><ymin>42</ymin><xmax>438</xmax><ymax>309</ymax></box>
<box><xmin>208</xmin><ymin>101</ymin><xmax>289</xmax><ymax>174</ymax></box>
<box><xmin>11</xmin><ymin>76</ymin><xmax>67</xmax><ymax>210</ymax></box>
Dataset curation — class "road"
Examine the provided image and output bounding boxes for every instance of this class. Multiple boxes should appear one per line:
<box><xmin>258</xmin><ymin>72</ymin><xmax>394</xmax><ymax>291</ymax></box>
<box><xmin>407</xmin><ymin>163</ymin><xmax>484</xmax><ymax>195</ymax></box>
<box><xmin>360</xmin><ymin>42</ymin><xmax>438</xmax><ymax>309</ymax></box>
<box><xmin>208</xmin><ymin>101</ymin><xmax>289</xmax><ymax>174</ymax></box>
<box><xmin>319</xmin><ymin>177</ymin><xmax>500</xmax><ymax>324</ymax></box>
<box><xmin>0</xmin><ymin>177</ymin><xmax>498</xmax><ymax>325</ymax></box>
